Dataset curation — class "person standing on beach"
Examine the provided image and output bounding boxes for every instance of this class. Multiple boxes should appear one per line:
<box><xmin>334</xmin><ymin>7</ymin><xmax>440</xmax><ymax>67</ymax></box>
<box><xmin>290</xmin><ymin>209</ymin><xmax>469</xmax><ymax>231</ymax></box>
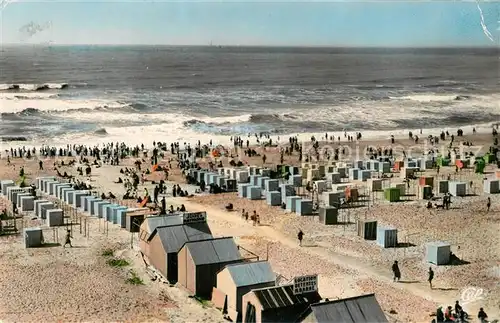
<box><xmin>39</xmin><ymin>160</ymin><xmax>43</xmax><ymax>170</ymax></box>
<box><xmin>160</xmin><ymin>197</ymin><xmax>166</xmax><ymax>215</ymax></box>
<box><xmin>392</xmin><ymin>261</ymin><xmax>401</xmax><ymax>282</ymax></box>
<box><xmin>153</xmin><ymin>185</ymin><xmax>159</xmax><ymax>204</ymax></box>
<box><xmin>487</xmin><ymin>197</ymin><xmax>491</xmax><ymax>212</ymax></box>
<box><xmin>64</xmin><ymin>230</ymin><xmax>72</xmax><ymax>248</ymax></box>
<box><xmin>428</xmin><ymin>267</ymin><xmax>434</xmax><ymax>289</ymax></box>
<box><xmin>297</xmin><ymin>230</ymin><xmax>304</xmax><ymax>246</ymax></box>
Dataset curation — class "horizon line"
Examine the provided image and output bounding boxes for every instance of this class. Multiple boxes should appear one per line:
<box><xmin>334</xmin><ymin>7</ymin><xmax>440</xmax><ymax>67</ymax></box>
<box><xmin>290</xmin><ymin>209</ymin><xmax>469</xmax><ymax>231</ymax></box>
<box><xmin>1</xmin><ymin>43</ymin><xmax>499</xmax><ymax>49</ymax></box>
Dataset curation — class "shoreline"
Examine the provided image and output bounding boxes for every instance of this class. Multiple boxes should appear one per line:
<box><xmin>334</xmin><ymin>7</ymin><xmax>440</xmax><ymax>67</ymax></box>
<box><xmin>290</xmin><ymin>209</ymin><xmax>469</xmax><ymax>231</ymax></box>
<box><xmin>0</xmin><ymin>127</ymin><xmax>498</xmax><ymax>322</ymax></box>
<box><xmin>1</xmin><ymin>121</ymin><xmax>498</xmax><ymax>151</ymax></box>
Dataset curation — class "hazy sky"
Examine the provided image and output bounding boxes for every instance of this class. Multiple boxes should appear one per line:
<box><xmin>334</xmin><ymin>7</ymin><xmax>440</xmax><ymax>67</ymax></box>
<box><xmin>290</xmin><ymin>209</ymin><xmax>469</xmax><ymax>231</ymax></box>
<box><xmin>1</xmin><ymin>0</ymin><xmax>499</xmax><ymax>47</ymax></box>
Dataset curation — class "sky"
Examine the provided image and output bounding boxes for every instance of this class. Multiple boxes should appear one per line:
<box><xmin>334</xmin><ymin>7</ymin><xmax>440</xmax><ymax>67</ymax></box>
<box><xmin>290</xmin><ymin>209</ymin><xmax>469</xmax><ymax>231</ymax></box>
<box><xmin>0</xmin><ymin>0</ymin><xmax>499</xmax><ymax>47</ymax></box>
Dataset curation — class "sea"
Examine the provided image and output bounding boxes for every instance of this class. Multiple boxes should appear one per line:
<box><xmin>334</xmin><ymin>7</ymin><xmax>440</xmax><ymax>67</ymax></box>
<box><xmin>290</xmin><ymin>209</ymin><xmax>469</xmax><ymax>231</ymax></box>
<box><xmin>1</xmin><ymin>45</ymin><xmax>499</xmax><ymax>148</ymax></box>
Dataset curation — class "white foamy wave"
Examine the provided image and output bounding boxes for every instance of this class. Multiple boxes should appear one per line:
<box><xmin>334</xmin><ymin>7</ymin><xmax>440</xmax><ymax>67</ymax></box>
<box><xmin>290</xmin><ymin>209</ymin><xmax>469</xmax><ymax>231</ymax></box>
<box><xmin>0</xmin><ymin>82</ymin><xmax>69</xmax><ymax>91</ymax></box>
<box><xmin>18</xmin><ymin>121</ymin><xmax>497</xmax><ymax>150</ymax></box>
<box><xmin>41</xmin><ymin>124</ymin><xmax>235</xmax><ymax>148</ymax></box>
<box><xmin>390</xmin><ymin>94</ymin><xmax>466</xmax><ymax>102</ymax></box>
<box><xmin>60</xmin><ymin>110</ymin><xmax>252</xmax><ymax>125</ymax></box>
<box><xmin>0</xmin><ymin>98</ymin><xmax>127</xmax><ymax>114</ymax></box>
<box><xmin>308</xmin><ymin>93</ymin><xmax>500</xmax><ymax>126</ymax></box>
<box><xmin>0</xmin><ymin>92</ymin><xmax>59</xmax><ymax>99</ymax></box>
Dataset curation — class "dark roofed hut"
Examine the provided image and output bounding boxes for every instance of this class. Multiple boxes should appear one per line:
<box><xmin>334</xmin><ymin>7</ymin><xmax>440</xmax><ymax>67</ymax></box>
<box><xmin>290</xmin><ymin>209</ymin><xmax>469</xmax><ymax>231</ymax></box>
<box><xmin>215</xmin><ymin>260</ymin><xmax>276</xmax><ymax>321</ymax></box>
<box><xmin>241</xmin><ymin>283</ymin><xmax>322</xmax><ymax>323</ymax></box>
<box><xmin>178</xmin><ymin>237</ymin><xmax>243</xmax><ymax>299</ymax></box>
<box><xmin>297</xmin><ymin>293</ymin><xmax>388</xmax><ymax>323</ymax></box>
<box><xmin>144</xmin><ymin>222</ymin><xmax>212</xmax><ymax>283</ymax></box>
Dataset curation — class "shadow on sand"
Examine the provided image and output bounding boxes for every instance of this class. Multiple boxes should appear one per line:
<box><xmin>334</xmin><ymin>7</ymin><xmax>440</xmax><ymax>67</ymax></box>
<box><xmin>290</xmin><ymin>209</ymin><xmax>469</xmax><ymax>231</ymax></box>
<box><xmin>38</xmin><ymin>242</ymin><xmax>61</xmax><ymax>248</ymax></box>
<box><xmin>395</xmin><ymin>242</ymin><xmax>417</xmax><ymax>248</ymax></box>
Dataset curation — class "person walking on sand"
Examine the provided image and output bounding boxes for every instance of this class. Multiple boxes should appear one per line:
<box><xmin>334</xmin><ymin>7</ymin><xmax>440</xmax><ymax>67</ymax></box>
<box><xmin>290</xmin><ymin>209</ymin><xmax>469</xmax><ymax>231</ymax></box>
<box><xmin>297</xmin><ymin>230</ymin><xmax>304</xmax><ymax>246</ymax></box>
<box><xmin>64</xmin><ymin>229</ymin><xmax>72</xmax><ymax>248</ymax></box>
<box><xmin>252</xmin><ymin>210</ymin><xmax>259</xmax><ymax>226</ymax></box>
<box><xmin>428</xmin><ymin>267</ymin><xmax>434</xmax><ymax>289</ymax></box>
<box><xmin>487</xmin><ymin>197</ymin><xmax>491</xmax><ymax>212</ymax></box>
<box><xmin>392</xmin><ymin>261</ymin><xmax>401</xmax><ymax>282</ymax></box>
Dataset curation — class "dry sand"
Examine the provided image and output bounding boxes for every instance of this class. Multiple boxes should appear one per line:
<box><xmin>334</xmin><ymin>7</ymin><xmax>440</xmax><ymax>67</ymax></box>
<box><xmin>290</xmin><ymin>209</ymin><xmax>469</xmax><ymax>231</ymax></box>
<box><xmin>1</xmin><ymin>130</ymin><xmax>499</xmax><ymax>322</ymax></box>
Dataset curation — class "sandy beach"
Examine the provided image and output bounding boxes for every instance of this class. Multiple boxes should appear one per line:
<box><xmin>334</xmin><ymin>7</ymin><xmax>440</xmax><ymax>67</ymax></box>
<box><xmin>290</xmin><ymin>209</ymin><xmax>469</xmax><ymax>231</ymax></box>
<box><xmin>1</xmin><ymin>128</ymin><xmax>499</xmax><ymax>322</ymax></box>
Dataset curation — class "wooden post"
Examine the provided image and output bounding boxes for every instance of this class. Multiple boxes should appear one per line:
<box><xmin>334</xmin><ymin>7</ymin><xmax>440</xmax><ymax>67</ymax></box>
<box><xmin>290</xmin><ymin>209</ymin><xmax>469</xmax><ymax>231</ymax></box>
<box><xmin>266</xmin><ymin>242</ymin><xmax>270</xmax><ymax>261</ymax></box>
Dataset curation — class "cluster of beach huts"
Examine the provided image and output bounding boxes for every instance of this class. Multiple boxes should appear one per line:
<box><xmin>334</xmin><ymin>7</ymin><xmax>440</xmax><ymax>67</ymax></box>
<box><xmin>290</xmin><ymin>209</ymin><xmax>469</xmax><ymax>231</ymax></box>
<box><xmin>136</xmin><ymin>210</ymin><xmax>389</xmax><ymax>323</ymax></box>
<box><xmin>0</xmin><ymin>175</ymin><xmax>392</xmax><ymax>322</ymax></box>
<box><xmin>0</xmin><ymin>176</ymin><xmax>154</xmax><ymax>247</ymax></box>
<box><xmin>191</xmin><ymin>152</ymin><xmax>500</xmax><ymax>267</ymax></box>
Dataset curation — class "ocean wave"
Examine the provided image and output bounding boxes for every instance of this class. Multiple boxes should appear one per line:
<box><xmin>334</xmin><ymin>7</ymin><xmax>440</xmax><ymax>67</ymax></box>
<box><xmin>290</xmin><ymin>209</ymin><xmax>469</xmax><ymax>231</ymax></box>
<box><xmin>389</xmin><ymin>94</ymin><xmax>470</xmax><ymax>102</ymax></box>
<box><xmin>0</xmin><ymin>98</ymin><xmax>128</xmax><ymax>114</ymax></box>
<box><xmin>0</xmin><ymin>92</ymin><xmax>60</xmax><ymax>100</ymax></box>
<box><xmin>0</xmin><ymin>83</ymin><xmax>71</xmax><ymax>91</ymax></box>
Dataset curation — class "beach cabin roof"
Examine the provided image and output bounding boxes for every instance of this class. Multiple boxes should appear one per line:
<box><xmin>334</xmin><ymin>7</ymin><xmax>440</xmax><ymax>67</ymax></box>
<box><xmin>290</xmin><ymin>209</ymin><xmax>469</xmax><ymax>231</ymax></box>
<box><xmin>146</xmin><ymin>215</ymin><xmax>184</xmax><ymax>236</ymax></box>
<box><xmin>184</xmin><ymin>237</ymin><xmax>241</xmax><ymax>266</ymax></box>
<box><xmin>154</xmin><ymin>223</ymin><xmax>212</xmax><ymax>253</ymax></box>
<box><xmin>253</xmin><ymin>284</ymin><xmax>322</xmax><ymax>310</ymax></box>
<box><xmin>298</xmin><ymin>294</ymin><xmax>388</xmax><ymax>323</ymax></box>
<box><xmin>225</xmin><ymin>260</ymin><xmax>276</xmax><ymax>287</ymax></box>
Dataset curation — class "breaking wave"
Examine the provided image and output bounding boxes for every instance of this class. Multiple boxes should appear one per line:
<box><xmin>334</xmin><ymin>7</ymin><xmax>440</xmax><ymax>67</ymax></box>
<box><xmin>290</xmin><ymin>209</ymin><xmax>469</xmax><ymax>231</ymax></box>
<box><xmin>0</xmin><ymin>83</ymin><xmax>72</xmax><ymax>91</ymax></box>
<box><xmin>389</xmin><ymin>94</ymin><xmax>471</xmax><ymax>102</ymax></box>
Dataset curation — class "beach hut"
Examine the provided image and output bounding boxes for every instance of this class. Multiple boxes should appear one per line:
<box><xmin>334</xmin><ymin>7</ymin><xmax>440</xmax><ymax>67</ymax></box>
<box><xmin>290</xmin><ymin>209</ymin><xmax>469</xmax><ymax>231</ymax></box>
<box><xmin>15</xmin><ymin>192</ymin><xmax>32</xmax><ymax>205</ymax></box>
<box><xmin>139</xmin><ymin>214</ymin><xmax>184</xmax><ymax>242</ymax></box>
<box><xmin>241</xmin><ymin>276</ymin><xmax>322</xmax><ymax>323</ymax></box>
<box><xmin>81</xmin><ymin>196</ymin><xmax>96</xmax><ymax>212</ymax></box>
<box><xmin>71</xmin><ymin>191</ymin><xmax>90</xmax><ymax>208</ymax></box>
<box><xmin>297</xmin><ymin>294</ymin><xmax>388</xmax><ymax>323</ymax></box>
<box><xmin>484</xmin><ymin>179</ymin><xmax>500</xmax><ymax>194</ymax></box>
<box><xmin>426</xmin><ymin>241</ymin><xmax>451</xmax><ymax>265</ymax></box>
<box><xmin>33</xmin><ymin>200</ymin><xmax>49</xmax><ymax>217</ymax></box>
<box><xmin>318</xmin><ymin>207</ymin><xmax>338</xmax><ymax>225</ymax></box>
<box><xmin>280</xmin><ymin>184</ymin><xmax>296</xmax><ymax>203</ymax></box>
<box><xmin>36</xmin><ymin>176</ymin><xmax>55</xmax><ymax>190</ymax></box>
<box><xmin>24</xmin><ymin>227</ymin><xmax>43</xmax><ymax>248</ymax></box>
<box><xmin>89</xmin><ymin>198</ymin><xmax>103</xmax><ymax>216</ymax></box>
<box><xmin>437</xmin><ymin>180</ymin><xmax>449</xmax><ymax>194</ymax></box>
<box><xmin>265</xmin><ymin>191</ymin><xmax>281</xmax><ymax>206</ymax></box>
<box><xmin>376</xmin><ymin>226</ymin><xmax>398</xmax><ymax>248</ymax></box>
<box><xmin>296</xmin><ymin>199</ymin><xmax>313</xmax><ymax>216</ymax></box>
<box><xmin>449</xmin><ymin>182</ymin><xmax>466</xmax><ymax>197</ymax></box>
<box><xmin>286</xmin><ymin>196</ymin><xmax>301</xmax><ymax>213</ymax></box>
<box><xmin>102</xmin><ymin>204</ymin><xmax>119</xmax><ymax>222</ymax></box>
<box><xmin>96</xmin><ymin>201</ymin><xmax>112</xmax><ymax>218</ymax></box>
<box><xmin>177</xmin><ymin>237</ymin><xmax>242</xmax><ymax>298</ymax></box>
<box><xmin>357</xmin><ymin>220</ymin><xmax>377</xmax><ymax>240</ymax></box>
<box><xmin>43</xmin><ymin>180</ymin><xmax>57</xmax><ymax>194</ymax></box>
<box><xmin>144</xmin><ymin>221</ymin><xmax>212</xmax><ymax>283</ymax></box>
<box><xmin>62</xmin><ymin>188</ymin><xmax>74</xmax><ymax>203</ymax></box>
<box><xmin>238</xmin><ymin>184</ymin><xmax>251</xmax><ymax>198</ymax></box>
<box><xmin>55</xmin><ymin>183</ymin><xmax>71</xmax><ymax>199</ymax></box>
<box><xmin>125</xmin><ymin>209</ymin><xmax>158</xmax><ymax>232</ymax></box>
<box><xmin>46</xmin><ymin>209</ymin><xmax>64</xmax><ymax>227</ymax></box>
<box><xmin>48</xmin><ymin>181</ymin><xmax>60</xmax><ymax>196</ymax></box>
<box><xmin>0</xmin><ymin>180</ymin><xmax>15</xmax><ymax>196</ymax></box>
<box><xmin>20</xmin><ymin>196</ymin><xmax>35</xmax><ymax>211</ymax></box>
<box><xmin>214</xmin><ymin>261</ymin><xmax>276</xmax><ymax>321</ymax></box>
<box><xmin>37</xmin><ymin>202</ymin><xmax>55</xmax><ymax>219</ymax></box>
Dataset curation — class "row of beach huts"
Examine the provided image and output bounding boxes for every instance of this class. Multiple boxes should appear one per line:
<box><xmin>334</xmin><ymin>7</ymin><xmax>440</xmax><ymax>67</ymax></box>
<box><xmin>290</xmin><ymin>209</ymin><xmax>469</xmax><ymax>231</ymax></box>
<box><xmin>0</xmin><ymin>176</ymin><xmax>390</xmax><ymax>323</ymax></box>
<box><xmin>189</xmin><ymin>152</ymin><xmax>500</xmax><ymax>266</ymax></box>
